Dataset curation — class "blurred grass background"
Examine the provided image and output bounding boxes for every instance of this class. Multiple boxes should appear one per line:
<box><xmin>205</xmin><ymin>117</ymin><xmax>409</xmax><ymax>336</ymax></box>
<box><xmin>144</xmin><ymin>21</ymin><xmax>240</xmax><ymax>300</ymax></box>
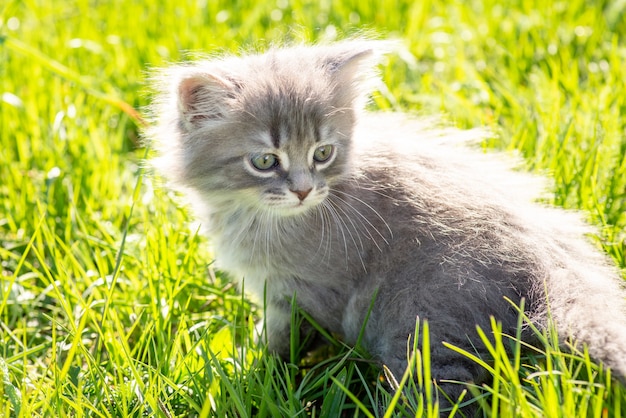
<box><xmin>1</xmin><ymin>0</ymin><xmax>625</xmax><ymax>416</ymax></box>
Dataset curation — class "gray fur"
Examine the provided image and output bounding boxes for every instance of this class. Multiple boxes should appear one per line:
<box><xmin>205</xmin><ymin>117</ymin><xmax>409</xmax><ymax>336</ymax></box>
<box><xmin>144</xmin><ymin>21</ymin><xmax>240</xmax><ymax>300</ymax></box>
<box><xmin>147</xmin><ymin>41</ymin><xmax>626</xmax><ymax>402</ymax></box>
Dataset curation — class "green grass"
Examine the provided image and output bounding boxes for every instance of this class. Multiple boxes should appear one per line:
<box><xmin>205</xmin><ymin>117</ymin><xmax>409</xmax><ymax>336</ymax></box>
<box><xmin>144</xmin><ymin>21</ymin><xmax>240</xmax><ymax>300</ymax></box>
<box><xmin>1</xmin><ymin>0</ymin><xmax>625</xmax><ymax>416</ymax></box>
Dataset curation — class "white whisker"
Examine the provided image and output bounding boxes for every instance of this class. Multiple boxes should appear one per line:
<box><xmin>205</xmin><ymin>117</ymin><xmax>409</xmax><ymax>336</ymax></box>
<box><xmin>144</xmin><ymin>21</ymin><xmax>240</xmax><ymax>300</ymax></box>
<box><xmin>326</xmin><ymin>197</ymin><xmax>366</xmax><ymax>255</ymax></box>
<box><xmin>314</xmin><ymin>204</ymin><xmax>332</xmax><ymax>263</ymax></box>
<box><xmin>321</xmin><ymin>199</ymin><xmax>363</xmax><ymax>270</ymax></box>
<box><xmin>329</xmin><ymin>188</ymin><xmax>392</xmax><ymax>252</ymax></box>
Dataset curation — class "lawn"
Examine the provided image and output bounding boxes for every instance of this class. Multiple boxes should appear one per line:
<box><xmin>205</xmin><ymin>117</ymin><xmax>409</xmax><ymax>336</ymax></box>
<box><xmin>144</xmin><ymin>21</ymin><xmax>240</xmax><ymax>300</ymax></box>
<box><xmin>1</xmin><ymin>0</ymin><xmax>625</xmax><ymax>416</ymax></box>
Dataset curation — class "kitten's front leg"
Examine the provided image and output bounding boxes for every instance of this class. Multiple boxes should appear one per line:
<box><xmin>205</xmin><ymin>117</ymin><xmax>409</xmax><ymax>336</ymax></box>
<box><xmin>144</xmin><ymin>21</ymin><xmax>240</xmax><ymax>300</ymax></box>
<box><xmin>257</xmin><ymin>295</ymin><xmax>327</xmax><ymax>361</ymax></box>
<box><xmin>256</xmin><ymin>298</ymin><xmax>293</xmax><ymax>359</ymax></box>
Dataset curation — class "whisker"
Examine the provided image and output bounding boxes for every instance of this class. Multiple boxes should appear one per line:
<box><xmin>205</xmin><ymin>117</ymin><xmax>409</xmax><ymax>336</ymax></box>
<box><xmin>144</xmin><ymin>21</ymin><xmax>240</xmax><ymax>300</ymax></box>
<box><xmin>327</xmin><ymin>199</ymin><xmax>367</xmax><ymax>271</ymax></box>
<box><xmin>249</xmin><ymin>207</ymin><xmax>265</xmax><ymax>259</ymax></box>
<box><xmin>231</xmin><ymin>208</ymin><xmax>256</xmax><ymax>249</ymax></box>
<box><xmin>314</xmin><ymin>204</ymin><xmax>332</xmax><ymax>263</ymax></box>
<box><xmin>329</xmin><ymin>194</ymin><xmax>378</xmax><ymax>261</ymax></box>
<box><xmin>327</xmin><ymin>197</ymin><xmax>366</xmax><ymax>255</ymax></box>
<box><xmin>321</xmin><ymin>200</ymin><xmax>352</xmax><ymax>268</ymax></box>
<box><xmin>332</xmin><ymin>188</ymin><xmax>393</xmax><ymax>240</ymax></box>
<box><xmin>266</xmin><ymin>210</ymin><xmax>276</xmax><ymax>260</ymax></box>
<box><xmin>329</xmin><ymin>189</ymin><xmax>392</xmax><ymax>252</ymax></box>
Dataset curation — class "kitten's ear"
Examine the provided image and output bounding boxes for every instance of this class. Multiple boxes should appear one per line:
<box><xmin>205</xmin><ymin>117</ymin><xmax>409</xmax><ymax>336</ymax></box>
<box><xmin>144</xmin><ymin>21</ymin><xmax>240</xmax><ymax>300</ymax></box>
<box><xmin>177</xmin><ymin>73</ymin><xmax>237</xmax><ymax>129</ymax></box>
<box><xmin>325</xmin><ymin>48</ymin><xmax>375</xmax><ymax>76</ymax></box>
<box><xmin>323</xmin><ymin>42</ymin><xmax>387</xmax><ymax>108</ymax></box>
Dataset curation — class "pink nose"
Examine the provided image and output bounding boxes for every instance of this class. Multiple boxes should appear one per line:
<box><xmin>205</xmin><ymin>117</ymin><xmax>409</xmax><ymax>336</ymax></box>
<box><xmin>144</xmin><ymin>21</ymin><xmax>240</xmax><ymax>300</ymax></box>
<box><xmin>291</xmin><ymin>188</ymin><xmax>312</xmax><ymax>201</ymax></box>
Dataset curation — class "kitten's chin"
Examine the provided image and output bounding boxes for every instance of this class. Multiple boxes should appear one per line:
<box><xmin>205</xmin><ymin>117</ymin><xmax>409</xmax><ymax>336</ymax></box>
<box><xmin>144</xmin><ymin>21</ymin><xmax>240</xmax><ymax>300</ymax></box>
<box><xmin>273</xmin><ymin>203</ymin><xmax>319</xmax><ymax>217</ymax></box>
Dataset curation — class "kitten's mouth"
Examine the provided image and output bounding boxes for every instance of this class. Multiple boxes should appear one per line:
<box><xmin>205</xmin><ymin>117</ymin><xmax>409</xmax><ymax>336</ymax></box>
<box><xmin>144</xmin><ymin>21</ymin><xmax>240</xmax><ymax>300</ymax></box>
<box><xmin>266</xmin><ymin>192</ymin><xmax>326</xmax><ymax>216</ymax></box>
<box><xmin>274</xmin><ymin>201</ymin><xmax>317</xmax><ymax>216</ymax></box>
<box><xmin>291</xmin><ymin>202</ymin><xmax>312</xmax><ymax>211</ymax></box>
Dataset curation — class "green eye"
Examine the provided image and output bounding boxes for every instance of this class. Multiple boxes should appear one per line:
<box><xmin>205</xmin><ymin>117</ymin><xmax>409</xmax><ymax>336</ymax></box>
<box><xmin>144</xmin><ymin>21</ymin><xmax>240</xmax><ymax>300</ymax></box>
<box><xmin>251</xmin><ymin>153</ymin><xmax>279</xmax><ymax>171</ymax></box>
<box><xmin>313</xmin><ymin>145</ymin><xmax>334</xmax><ymax>163</ymax></box>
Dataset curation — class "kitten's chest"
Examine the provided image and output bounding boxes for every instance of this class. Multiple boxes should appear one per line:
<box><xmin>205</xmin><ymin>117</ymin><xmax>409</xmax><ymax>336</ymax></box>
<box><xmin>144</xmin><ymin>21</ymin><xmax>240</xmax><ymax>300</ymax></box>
<box><xmin>209</xmin><ymin>210</ymin><xmax>362</xmax><ymax>296</ymax></box>
<box><xmin>210</xmin><ymin>213</ymin><xmax>315</xmax><ymax>271</ymax></box>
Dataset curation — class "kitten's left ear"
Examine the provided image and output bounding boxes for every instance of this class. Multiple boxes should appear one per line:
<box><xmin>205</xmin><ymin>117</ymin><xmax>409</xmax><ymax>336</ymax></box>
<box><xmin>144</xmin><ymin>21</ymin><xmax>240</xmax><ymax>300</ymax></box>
<box><xmin>323</xmin><ymin>41</ymin><xmax>389</xmax><ymax>108</ymax></box>
<box><xmin>325</xmin><ymin>48</ymin><xmax>375</xmax><ymax>74</ymax></box>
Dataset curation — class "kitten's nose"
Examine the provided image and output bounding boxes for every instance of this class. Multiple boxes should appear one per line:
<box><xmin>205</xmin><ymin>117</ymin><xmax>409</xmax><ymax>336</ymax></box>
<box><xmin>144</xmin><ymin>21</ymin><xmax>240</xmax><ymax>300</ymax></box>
<box><xmin>291</xmin><ymin>188</ymin><xmax>312</xmax><ymax>201</ymax></box>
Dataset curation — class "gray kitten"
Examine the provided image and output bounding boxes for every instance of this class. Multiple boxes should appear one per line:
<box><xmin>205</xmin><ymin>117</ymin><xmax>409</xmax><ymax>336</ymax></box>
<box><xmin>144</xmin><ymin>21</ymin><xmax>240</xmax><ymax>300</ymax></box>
<box><xmin>147</xmin><ymin>41</ymin><xmax>626</xmax><ymax>405</ymax></box>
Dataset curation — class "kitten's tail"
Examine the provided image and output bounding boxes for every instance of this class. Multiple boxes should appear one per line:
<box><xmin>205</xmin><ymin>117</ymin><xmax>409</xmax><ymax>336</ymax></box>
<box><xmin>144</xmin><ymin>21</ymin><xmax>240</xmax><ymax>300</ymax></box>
<box><xmin>546</xmin><ymin>266</ymin><xmax>626</xmax><ymax>382</ymax></box>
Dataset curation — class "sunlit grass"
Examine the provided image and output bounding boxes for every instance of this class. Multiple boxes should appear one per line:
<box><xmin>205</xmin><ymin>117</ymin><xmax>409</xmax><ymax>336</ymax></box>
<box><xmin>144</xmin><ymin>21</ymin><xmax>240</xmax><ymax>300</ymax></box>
<box><xmin>1</xmin><ymin>0</ymin><xmax>625</xmax><ymax>416</ymax></box>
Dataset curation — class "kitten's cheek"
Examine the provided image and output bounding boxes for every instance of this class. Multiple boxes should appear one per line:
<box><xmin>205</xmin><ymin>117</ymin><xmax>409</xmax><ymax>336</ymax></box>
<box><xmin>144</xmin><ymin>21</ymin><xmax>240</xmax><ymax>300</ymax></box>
<box><xmin>316</xmin><ymin>187</ymin><xmax>329</xmax><ymax>201</ymax></box>
<box><xmin>307</xmin><ymin>190</ymin><xmax>328</xmax><ymax>208</ymax></box>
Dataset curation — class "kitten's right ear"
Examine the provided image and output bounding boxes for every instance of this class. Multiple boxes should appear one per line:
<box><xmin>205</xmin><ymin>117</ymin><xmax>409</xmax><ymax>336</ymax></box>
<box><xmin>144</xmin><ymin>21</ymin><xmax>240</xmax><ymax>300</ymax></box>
<box><xmin>177</xmin><ymin>73</ymin><xmax>237</xmax><ymax>129</ymax></box>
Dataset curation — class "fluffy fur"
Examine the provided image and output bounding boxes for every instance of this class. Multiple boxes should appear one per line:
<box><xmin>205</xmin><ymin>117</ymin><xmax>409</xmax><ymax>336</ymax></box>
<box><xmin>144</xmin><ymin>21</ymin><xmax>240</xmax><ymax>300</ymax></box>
<box><xmin>147</xmin><ymin>41</ymin><xmax>626</xmax><ymax>405</ymax></box>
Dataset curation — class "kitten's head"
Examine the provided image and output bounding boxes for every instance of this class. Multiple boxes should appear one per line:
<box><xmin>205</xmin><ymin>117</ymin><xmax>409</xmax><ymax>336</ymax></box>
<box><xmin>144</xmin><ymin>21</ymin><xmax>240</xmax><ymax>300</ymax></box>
<box><xmin>149</xmin><ymin>41</ymin><xmax>382</xmax><ymax>217</ymax></box>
